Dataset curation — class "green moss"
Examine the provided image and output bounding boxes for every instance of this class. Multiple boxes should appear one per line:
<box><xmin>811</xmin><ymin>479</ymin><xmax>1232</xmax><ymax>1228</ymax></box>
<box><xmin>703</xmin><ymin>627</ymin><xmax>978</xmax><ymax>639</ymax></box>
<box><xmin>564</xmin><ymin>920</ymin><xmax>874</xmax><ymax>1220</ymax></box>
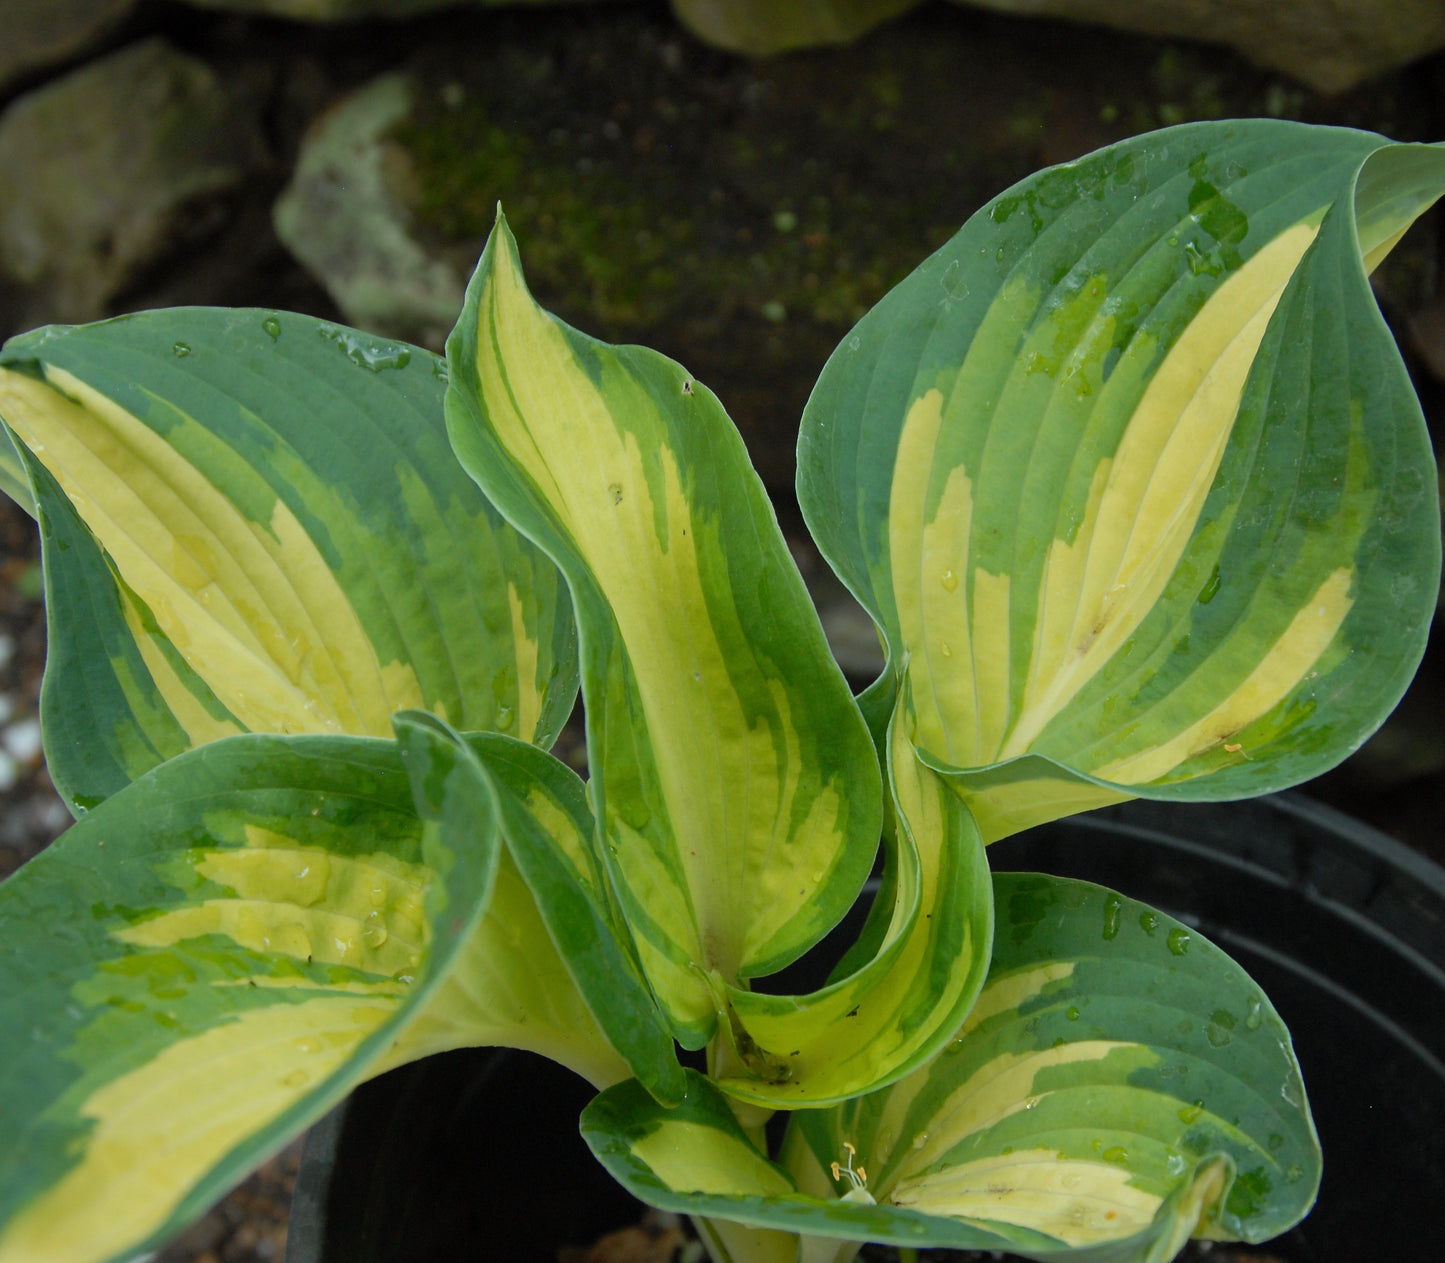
<box><xmin>387</xmin><ymin>12</ymin><xmax>1009</xmax><ymax>359</ymax></box>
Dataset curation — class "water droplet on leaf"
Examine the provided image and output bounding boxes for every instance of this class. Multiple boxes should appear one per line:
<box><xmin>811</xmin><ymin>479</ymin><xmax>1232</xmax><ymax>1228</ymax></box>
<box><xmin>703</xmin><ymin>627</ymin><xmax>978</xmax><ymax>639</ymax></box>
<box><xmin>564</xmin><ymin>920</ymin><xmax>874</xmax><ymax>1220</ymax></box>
<box><xmin>1198</xmin><ymin>564</ymin><xmax>1222</xmax><ymax>604</ymax></box>
<box><xmin>1167</xmin><ymin>928</ymin><xmax>1191</xmax><ymax>956</ymax></box>
<box><xmin>362</xmin><ymin>911</ymin><xmax>389</xmax><ymax>948</ymax></box>
<box><xmin>939</xmin><ymin>258</ymin><xmax>969</xmax><ymax>300</ymax></box>
<box><xmin>1102</xmin><ymin>893</ymin><xmax>1122</xmax><ymax>940</ymax></box>
<box><xmin>319</xmin><ymin>324</ymin><xmax>412</xmax><ymax>371</ymax></box>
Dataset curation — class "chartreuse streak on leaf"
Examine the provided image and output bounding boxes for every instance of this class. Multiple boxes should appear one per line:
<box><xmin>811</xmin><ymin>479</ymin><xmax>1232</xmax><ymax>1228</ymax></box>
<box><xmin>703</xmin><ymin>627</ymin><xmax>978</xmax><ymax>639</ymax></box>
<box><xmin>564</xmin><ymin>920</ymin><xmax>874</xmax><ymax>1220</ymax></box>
<box><xmin>890</xmin><ymin>220</ymin><xmax>1324</xmax><ymax>778</ymax></box>
<box><xmin>584</xmin><ymin>873</ymin><xmax>1312</xmax><ymax>1258</ymax></box>
<box><xmin>389</xmin><ymin>714</ymin><xmax>685</xmax><ymax>1105</ymax></box>
<box><xmin>0</xmin><ymin>308</ymin><xmax>578</xmax><ymax>815</ymax></box>
<box><xmin>713</xmin><ymin>694</ymin><xmax>992</xmax><ymax>1107</ymax></box>
<box><xmin>445</xmin><ymin>211</ymin><xmax>881</xmax><ymax>1053</ymax></box>
<box><xmin>0</xmin><ymin>733</ymin><xmax>495</xmax><ymax>1263</ymax></box>
<box><xmin>0</xmin><ymin>722</ymin><xmax>659</xmax><ymax>1263</ymax></box>
<box><xmin>5</xmin><ymin>436</ymin><xmax>241</xmax><ymax>805</ymax></box>
<box><xmin>0</xmin><ymin>997</ymin><xmax>394</xmax><ymax>1263</ymax></box>
<box><xmin>0</xmin><ymin>365</ymin><xmax>427</xmax><ymax>737</ymax></box>
<box><xmin>776</xmin><ymin>873</ymin><xmax>1316</xmax><ymax>1257</ymax></box>
<box><xmin>799</xmin><ymin>120</ymin><xmax>1442</xmax><ymax>842</ymax></box>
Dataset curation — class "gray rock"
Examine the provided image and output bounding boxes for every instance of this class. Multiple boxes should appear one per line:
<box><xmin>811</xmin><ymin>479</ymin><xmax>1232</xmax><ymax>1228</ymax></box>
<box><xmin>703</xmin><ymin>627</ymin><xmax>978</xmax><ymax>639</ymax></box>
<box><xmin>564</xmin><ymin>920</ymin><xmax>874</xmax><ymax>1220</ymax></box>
<box><xmin>180</xmin><ymin>0</ymin><xmax>593</xmax><ymax>19</ymax></box>
<box><xmin>679</xmin><ymin>0</ymin><xmax>1445</xmax><ymax>92</ymax></box>
<box><xmin>672</xmin><ymin>0</ymin><xmax>918</xmax><ymax>55</ymax></box>
<box><xmin>957</xmin><ymin>0</ymin><xmax>1445</xmax><ymax>93</ymax></box>
<box><xmin>0</xmin><ymin>0</ymin><xmax>137</xmax><ymax>95</ymax></box>
<box><xmin>0</xmin><ymin>38</ymin><xmax>266</xmax><ymax>324</ymax></box>
<box><xmin>273</xmin><ymin>73</ymin><xmax>466</xmax><ymax>348</ymax></box>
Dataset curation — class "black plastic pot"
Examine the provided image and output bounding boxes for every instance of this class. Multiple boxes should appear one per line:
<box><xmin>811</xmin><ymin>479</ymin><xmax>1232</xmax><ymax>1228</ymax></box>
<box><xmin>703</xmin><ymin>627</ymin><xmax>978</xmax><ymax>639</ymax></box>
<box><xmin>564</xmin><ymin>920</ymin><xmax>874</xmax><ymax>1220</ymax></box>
<box><xmin>286</xmin><ymin>794</ymin><xmax>1445</xmax><ymax>1262</ymax></box>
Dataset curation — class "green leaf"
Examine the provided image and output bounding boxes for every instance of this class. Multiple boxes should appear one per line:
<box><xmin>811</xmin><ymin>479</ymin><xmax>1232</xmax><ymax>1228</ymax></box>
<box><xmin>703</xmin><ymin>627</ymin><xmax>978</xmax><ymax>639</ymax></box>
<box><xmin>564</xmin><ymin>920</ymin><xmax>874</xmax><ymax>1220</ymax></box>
<box><xmin>0</xmin><ymin>715</ymin><xmax>669</xmax><ymax>1263</ymax></box>
<box><xmin>445</xmin><ymin>213</ymin><xmax>882</xmax><ymax>1048</ymax></box>
<box><xmin>713</xmin><ymin>693</ymin><xmax>993</xmax><ymax>1108</ymax></box>
<box><xmin>785</xmin><ymin>872</ymin><xmax>1318</xmax><ymax>1255</ymax></box>
<box><xmin>393</xmin><ymin>712</ymin><xmax>687</xmax><ymax>1105</ymax></box>
<box><xmin>0</xmin><ymin>422</ymin><xmax>31</xmax><ymax>513</ymax></box>
<box><xmin>798</xmin><ymin>120</ymin><xmax>1443</xmax><ymax>840</ymax></box>
<box><xmin>0</xmin><ymin>309</ymin><xmax>577</xmax><ymax>810</ymax></box>
<box><xmin>585</xmin><ymin>875</ymin><xmax>1317</xmax><ymax>1262</ymax></box>
<box><xmin>0</xmin><ymin>730</ymin><xmax>501</xmax><ymax>1263</ymax></box>
<box><xmin>9</xmin><ymin>439</ymin><xmax>234</xmax><ymax>809</ymax></box>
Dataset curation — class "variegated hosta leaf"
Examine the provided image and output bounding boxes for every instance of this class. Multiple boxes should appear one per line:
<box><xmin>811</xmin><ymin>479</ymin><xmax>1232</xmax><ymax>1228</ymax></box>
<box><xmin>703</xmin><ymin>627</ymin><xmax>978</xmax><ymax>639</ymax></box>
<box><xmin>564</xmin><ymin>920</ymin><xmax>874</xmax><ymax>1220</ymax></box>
<box><xmin>0</xmin><ymin>719</ymin><xmax>673</xmax><ymax>1263</ymax></box>
<box><xmin>0</xmin><ymin>731</ymin><xmax>501</xmax><ymax>1263</ymax></box>
<box><xmin>712</xmin><ymin>693</ymin><xmax>993</xmax><ymax>1108</ymax></box>
<box><xmin>391</xmin><ymin>713</ymin><xmax>686</xmax><ymax>1105</ymax></box>
<box><xmin>0</xmin><ymin>308</ymin><xmax>577</xmax><ymax>810</ymax></box>
<box><xmin>784</xmin><ymin>872</ymin><xmax>1318</xmax><ymax>1257</ymax></box>
<box><xmin>798</xmin><ymin>119</ymin><xmax>1443</xmax><ymax>841</ymax></box>
<box><xmin>585</xmin><ymin>874</ymin><xmax>1317</xmax><ymax>1263</ymax></box>
<box><xmin>445</xmin><ymin>213</ymin><xmax>882</xmax><ymax>1048</ymax></box>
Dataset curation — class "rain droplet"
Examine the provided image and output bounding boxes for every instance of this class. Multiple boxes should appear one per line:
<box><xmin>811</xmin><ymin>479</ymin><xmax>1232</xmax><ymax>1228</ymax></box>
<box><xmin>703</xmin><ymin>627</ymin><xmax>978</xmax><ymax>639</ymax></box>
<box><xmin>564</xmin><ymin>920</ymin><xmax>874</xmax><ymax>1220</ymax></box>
<box><xmin>1178</xmin><ymin>1101</ymin><xmax>1204</xmax><ymax>1124</ymax></box>
<box><xmin>362</xmin><ymin>911</ymin><xmax>389</xmax><ymax>948</ymax></box>
<box><xmin>1198</xmin><ymin>564</ymin><xmax>1222</xmax><ymax>604</ymax></box>
<box><xmin>319</xmin><ymin>324</ymin><xmax>412</xmax><ymax>372</ymax></box>
<box><xmin>1166</xmin><ymin>1153</ymin><xmax>1186</xmax><ymax>1176</ymax></box>
<box><xmin>1102</xmin><ymin>893</ymin><xmax>1122</xmax><ymax>940</ymax></box>
<box><xmin>1103</xmin><ymin>1146</ymin><xmax>1128</xmax><ymax>1164</ymax></box>
<box><xmin>939</xmin><ymin>642</ymin><xmax>953</xmax><ymax>657</ymax></box>
<box><xmin>282</xmin><ymin>1070</ymin><xmax>308</xmax><ymax>1088</ymax></box>
<box><xmin>1066</xmin><ymin>1005</ymin><xmax>1081</xmax><ymax>1021</ymax></box>
<box><xmin>1206</xmin><ymin>1022</ymin><xmax>1232</xmax><ymax>1048</ymax></box>
<box><xmin>940</xmin><ymin>569</ymin><xmax>959</xmax><ymax>592</ymax></box>
<box><xmin>1268</xmin><ymin>1133</ymin><xmax>1284</xmax><ymax>1151</ymax></box>
<box><xmin>1285</xmin><ymin>1164</ymin><xmax>1304</xmax><ymax>1183</ymax></box>
<box><xmin>1167</xmin><ymin>927</ymin><xmax>1191</xmax><ymax>956</ymax></box>
<box><xmin>172</xmin><ymin>341</ymin><xmax>191</xmax><ymax>358</ymax></box>
<box><xmin>295</xmin><ymin>1036</ymin><xmax>323</xmax><ymax>1055</ymax></box>
<box><xmin>939</xmin><ymin>258</ymin><xmax>969</xmax><ymax>300</ymax></box>
<box><xmin>495</xmin><ymin>705</ymin><xmax>515</xmax><ymax>731</ymax></box>
<box><xmin>1245</xmin><ymin>997</ymin><xmax>1263</xmax><ymax>1030</ymax></box>
<box><xmin>1138</xmin><ymin>910</ymin><xmax>1159</xmax><ymax>935</ymax></box>
<box><xmin>912</xmin><ymin>1132</ymin><xmax>929</xmax><ymax>1150</ymax></box>
<box><xmin>262</xmin><ymin>316</ymin><xmax>282</xmax><ymax>340</ymax></box>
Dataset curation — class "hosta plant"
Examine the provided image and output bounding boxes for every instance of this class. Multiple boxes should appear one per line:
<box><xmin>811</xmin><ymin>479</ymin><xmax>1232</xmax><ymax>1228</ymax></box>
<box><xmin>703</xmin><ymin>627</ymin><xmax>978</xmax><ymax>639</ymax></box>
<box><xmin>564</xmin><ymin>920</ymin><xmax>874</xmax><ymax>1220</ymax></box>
<box><xmin>0</xmin><ymin>118</ymin><xmax>1440</xmax><ymax>1263</ymax></box>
